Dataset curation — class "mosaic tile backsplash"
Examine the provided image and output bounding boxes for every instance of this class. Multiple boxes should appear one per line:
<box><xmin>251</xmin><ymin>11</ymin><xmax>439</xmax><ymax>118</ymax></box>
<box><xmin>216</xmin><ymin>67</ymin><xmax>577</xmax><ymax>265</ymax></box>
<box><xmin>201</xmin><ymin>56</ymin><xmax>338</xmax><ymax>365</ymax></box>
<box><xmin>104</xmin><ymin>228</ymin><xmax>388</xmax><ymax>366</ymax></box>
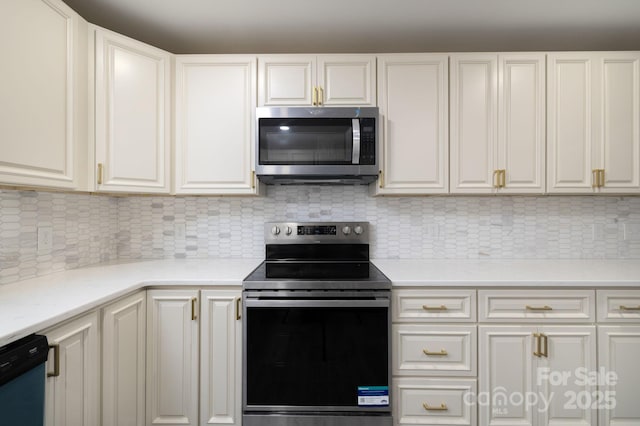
<box><xmin>1</xmin><ymin>186</ymin><xmax>640</xmax><ymax>285</ymax></box>
<box><xmin>0</xmin><ymin>190</ymin><xmax>118</xmax><ymax>285</ymax></box>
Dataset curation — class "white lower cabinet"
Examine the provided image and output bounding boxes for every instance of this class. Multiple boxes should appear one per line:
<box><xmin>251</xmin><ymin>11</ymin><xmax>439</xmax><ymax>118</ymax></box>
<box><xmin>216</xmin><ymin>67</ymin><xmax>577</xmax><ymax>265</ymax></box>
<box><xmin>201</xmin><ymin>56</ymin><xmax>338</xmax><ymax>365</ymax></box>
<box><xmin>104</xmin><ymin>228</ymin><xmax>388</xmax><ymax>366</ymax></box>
<box><xmin>146</xmin><ymin>288</ymin><xmax>242</xmax><ymax>426</ymax></box>
<box><xmin>43</xmin><ymin>311</ymin><xmax>99</xmax><ymax>426</ymax></box>
<box><xmin>479</xmin><ymin>326</ymin><xmax>597</xmax><ymax>426</ymax></box>
<box><xmin>147</xmin><ymin>290</ymin><xmax>199</xmax><ymax>426</ymax></box>
<box><xmin>598</xmin><ymin>326</ymin><xmax>640</xmax><ymax>426</ymax></box>
<box><xmin>103</xmin><ymin>291</ymin><xmax>147</xmax><ymax>426</ymax></box>
<box><xmin>392</xmin><ymin>289</ymin><xmax>477</xmax><ymax>426</ymax></box>
<box><xmin>200</xmin><ymin>290</ymin><xmax>242</xmax><ymax>426</ymax></box>
<box><xmin>393</xmin><ymin>378</ymin><xmax>477</xmax><ymax>426</ymax></box>
<box><xmin>597</xmin><ymin>289</ymin><xmax>640</xmax><ymax>425</ymax></box>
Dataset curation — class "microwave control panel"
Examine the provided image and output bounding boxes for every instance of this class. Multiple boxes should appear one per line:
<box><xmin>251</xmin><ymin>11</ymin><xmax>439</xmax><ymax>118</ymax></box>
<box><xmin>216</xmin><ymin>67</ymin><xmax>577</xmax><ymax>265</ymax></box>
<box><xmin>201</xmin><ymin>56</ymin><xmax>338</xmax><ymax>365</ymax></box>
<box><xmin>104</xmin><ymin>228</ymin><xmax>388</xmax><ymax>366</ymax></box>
<box><xmin>359</xmin><ymin>118</ymin><xmax>376</xmax><ymax>165</ymax></box>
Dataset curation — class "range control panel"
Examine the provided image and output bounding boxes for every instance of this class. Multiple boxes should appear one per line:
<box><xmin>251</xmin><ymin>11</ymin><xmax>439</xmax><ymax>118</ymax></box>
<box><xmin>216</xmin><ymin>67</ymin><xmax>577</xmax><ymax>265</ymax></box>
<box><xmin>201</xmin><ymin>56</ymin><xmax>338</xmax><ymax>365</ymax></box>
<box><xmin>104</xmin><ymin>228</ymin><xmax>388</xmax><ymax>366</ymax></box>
<box><xmin>265</xmin><ymin>222</ymin><xmax>368</xmax><ymax>244</ymax></box>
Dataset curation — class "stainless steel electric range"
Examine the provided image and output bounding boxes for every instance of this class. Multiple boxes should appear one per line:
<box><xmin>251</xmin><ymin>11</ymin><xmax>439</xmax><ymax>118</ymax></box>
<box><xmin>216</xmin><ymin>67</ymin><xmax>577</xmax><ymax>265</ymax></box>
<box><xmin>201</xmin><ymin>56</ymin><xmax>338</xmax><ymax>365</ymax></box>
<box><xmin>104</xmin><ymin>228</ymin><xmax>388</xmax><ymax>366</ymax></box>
<box><xmin>242</xmin><ymin>222</ymin><xmax>392</xmax><ymax>426</ymax></box>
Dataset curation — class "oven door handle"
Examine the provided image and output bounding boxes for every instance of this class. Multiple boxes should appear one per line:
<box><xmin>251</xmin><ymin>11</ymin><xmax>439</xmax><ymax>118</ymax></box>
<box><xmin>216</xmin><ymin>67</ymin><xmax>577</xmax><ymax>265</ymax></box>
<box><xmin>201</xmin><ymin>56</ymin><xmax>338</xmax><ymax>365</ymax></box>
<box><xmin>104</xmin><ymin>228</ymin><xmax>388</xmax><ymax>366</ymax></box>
<box><xmin>244</xmin><ymin>299</ymin><xmax>390</xmax><ymax>308</ymax></box>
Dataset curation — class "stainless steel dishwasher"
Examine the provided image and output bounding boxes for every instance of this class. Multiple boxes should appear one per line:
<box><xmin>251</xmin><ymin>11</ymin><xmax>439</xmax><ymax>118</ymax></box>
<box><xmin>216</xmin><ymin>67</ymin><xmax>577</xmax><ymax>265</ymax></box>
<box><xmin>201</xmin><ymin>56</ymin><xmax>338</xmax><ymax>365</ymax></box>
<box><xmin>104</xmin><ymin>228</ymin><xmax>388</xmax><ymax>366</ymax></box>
<box><xmin>0</xmin><ymin>334</ymin><xmax>49</xmax><ymax>426</ymax></box>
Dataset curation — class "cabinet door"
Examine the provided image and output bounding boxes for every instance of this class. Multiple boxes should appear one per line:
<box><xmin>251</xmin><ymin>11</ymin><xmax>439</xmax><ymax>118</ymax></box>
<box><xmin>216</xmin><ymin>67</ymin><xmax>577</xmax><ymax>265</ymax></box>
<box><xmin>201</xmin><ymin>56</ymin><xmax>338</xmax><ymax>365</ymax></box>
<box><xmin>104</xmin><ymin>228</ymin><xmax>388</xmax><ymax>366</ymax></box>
<box><xmin>200</xmin><ymin>290</ymin><xmax>242</xmax><ymax>426</ymax></box>
<box><xmin>174</xmin><ymin>56</ymin><xmax>258</xmax><ymax>194</ymax></box>
<box><xmin>258</xmin><ymin>55</ymin><xmax>316</xmax><ymax>106</ymax></box>
<box><xmin>103</xmin><ymin>291</ymin><xmax>146</xmax><ymax>426</ymax></box>
<box><xmin>450</xmin><ymin>54</ymin><xmax>498</xmax><ymax>193</ymax></box>
<box><xmin>374</xmin><ymin>54</ymin><xmax>449</xmax><ymax>195</ymax></box>
<box><xmin>479</xmin><ymin>326</ymin><xmax>536</xmax><ymax>426</ymax></box>
<box><xmin>317</xmin><ymin>55</ymin><xmax>376</xmax><ymax>106</ymax></box>
<box><xmin>147</xmin><ymin>290</ymin><xmax>199</xmax><ymax>426</ymax></box>
<box><xmin>537</xmin><ymin>326</ymin><xmax>597</xmax><ymax>426</ymax></box>
<box><xmin>498</xmin><ymin>54</ymin><xmax>546</xmax><ymax>194</ymax></box>
<box><xmin>94</xmin><ymin>27</ymin><xmax>171</xmax><ymax>193</ymax></box>
<box><xmin>598</xmin><ymin>53</ymin><xmax>640</xmax><ymax>193</ymax></box>
<box><xmin>0</xmin><ymin>0</ymin><xmax>87</xmax><ymax>189</ymax></box>
<box><xmin>598</xmin><ymin>326</ymin><xmax>640</xmax><ymax>426</ymax></box>
<box><xmin>44</xmin><ymin>311</ymin><xmax>99</xmax><ymax>426</ymax></box>
<box><xmin>547</xmin><ymin>54</ymin><xmax>596</xmax><ymax>193</ymax></box>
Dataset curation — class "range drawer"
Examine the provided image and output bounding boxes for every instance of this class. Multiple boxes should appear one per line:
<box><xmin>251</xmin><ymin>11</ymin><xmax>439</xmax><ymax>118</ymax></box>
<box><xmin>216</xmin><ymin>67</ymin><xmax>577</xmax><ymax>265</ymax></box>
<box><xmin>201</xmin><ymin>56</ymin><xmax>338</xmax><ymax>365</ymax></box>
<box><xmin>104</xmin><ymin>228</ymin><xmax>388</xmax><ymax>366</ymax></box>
<box><xmin>597</xmin><ymin>290</ymin><xmax>640</xmax><ymax>322</ymax></box>
<box><xmin>392</xmin><ymin>289</ymin><xmax>476</xmax><ymax>322</ymax></box>
<box><xmin>478</xmin><ymin>290</ymin><xmax>595</xmax><ymax>322</ymax></box>
<box><xmin>393</xmin><ymin>325</ymin><xmax>476</xmax><ymax>377</ymax></box>
<box><xmin>393</xmin><ymin>378</ymin><xmax>477</xmax><ymax>426</ymax></box>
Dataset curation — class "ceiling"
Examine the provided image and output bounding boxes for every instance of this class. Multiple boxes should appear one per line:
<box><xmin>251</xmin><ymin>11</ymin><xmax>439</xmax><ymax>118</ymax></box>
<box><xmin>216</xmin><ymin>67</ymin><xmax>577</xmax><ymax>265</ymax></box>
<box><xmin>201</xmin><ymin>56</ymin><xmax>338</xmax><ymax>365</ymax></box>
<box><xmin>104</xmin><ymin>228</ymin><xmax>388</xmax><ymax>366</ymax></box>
<box><xmin>61</xmin><ymin>0</ymin><xmax>640</xmax><ymax>54</ymax></box>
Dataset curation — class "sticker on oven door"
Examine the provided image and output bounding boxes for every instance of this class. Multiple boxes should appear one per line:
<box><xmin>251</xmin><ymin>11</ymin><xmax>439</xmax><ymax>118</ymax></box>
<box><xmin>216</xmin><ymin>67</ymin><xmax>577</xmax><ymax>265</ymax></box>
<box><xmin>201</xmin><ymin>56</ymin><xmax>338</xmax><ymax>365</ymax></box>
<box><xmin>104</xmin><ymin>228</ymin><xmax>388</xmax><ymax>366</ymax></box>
<box><xmin>357</xmin><ymin>386</ymin><xmax>389</xmax><ymax>406</ymax></box>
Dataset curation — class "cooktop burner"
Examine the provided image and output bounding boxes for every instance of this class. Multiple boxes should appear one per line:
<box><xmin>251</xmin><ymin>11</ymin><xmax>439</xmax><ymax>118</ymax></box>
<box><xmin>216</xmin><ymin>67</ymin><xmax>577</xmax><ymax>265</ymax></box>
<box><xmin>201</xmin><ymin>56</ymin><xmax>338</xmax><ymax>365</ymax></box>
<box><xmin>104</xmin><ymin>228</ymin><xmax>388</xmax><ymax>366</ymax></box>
<box><xmin>242</xmin><ymin>221</ymin><xmax>391</xmax><ymax>290</ymax></box>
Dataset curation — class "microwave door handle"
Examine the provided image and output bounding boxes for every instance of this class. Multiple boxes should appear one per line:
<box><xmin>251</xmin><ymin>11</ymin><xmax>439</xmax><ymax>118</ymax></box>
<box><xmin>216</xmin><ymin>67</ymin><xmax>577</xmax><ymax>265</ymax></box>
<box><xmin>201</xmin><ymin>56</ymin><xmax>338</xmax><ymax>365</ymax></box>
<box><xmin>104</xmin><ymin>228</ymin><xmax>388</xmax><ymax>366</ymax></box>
<box><xmin>352</xmin><ymin>118</ymin><xmax>361</xmax><ymax>164</ymax></box>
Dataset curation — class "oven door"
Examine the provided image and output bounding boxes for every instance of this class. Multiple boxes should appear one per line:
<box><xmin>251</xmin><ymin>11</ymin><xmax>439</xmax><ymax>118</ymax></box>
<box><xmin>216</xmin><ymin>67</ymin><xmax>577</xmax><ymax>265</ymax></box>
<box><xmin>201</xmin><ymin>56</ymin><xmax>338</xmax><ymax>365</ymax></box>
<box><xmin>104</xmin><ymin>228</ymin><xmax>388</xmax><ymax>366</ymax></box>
<box><xmin>243</xmin><ymin>290</ymin><xmax>391</xmax><ymax>416</ymax></box>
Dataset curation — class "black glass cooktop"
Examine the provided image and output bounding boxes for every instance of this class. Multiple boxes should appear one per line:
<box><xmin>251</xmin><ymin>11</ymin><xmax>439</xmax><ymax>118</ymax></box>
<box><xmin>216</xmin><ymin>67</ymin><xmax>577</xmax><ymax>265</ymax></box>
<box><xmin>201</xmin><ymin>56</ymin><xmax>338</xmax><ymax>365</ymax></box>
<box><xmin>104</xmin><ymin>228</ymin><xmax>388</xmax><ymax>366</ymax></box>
<box><xmin>242</xmin><ymin>261</ymin><xmax>391</xmax><ymax>290</ymax></box>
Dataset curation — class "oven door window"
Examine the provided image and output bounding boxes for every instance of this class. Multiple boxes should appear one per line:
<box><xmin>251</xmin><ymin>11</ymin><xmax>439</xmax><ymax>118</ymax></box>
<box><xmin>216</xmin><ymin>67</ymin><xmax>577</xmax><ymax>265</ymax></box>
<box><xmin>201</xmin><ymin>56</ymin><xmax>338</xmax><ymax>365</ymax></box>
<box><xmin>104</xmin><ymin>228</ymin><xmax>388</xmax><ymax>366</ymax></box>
<box><xmin>245</xmin><ymin>302</ymin><xmax>388</xmax><ymax>410</ymax></box>
<box><xmin>259</xmin><ymin>118</ymin><xmax>354</xmax><ymax>165</ymax></box>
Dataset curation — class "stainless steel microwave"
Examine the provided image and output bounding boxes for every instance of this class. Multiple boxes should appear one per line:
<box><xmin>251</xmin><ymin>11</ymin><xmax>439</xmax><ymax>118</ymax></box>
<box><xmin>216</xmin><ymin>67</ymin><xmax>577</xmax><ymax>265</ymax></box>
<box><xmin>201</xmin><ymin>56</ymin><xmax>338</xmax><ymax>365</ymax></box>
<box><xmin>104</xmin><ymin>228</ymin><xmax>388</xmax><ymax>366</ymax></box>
<box><xmin>255</xmin><ymin>107</ymin><xmax>379</xmax><ymax>184</ymax></box>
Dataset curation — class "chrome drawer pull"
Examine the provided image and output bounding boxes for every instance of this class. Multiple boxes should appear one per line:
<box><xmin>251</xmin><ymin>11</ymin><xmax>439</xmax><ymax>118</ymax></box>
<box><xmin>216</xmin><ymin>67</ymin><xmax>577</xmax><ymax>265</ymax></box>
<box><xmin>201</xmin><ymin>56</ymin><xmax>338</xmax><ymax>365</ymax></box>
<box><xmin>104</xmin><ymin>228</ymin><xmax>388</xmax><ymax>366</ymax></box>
<box><xmin>422</xmin><ymin>305</ymin><xmax>448</xmax><ymax>311</ymax></box>
<box><xmin>423</xmin><ymin>402</ymin><xmax>448</xmax><ymax>411</ymax></box>
<box><xmin>620</xmin><ymin>305</ymin><xmax>640</xmax><ymax>311</ymax></box>
<box><xmin>526</xmin><ymin>305</ymin><xmax>552</xmax><ymax>311</ymax></box>
<box><xmin>423</xmin><ymin>348</ymin><xmax>448</xmax><ymax>356</ymax></box>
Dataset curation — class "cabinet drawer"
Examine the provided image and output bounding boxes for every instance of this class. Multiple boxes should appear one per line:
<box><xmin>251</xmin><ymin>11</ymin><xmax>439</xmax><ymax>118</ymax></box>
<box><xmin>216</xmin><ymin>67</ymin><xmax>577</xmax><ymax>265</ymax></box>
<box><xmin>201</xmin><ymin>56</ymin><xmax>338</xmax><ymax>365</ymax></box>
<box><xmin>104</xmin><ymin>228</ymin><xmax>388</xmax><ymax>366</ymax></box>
<box><xmin>598</xmin><ymin>290</ymin><xmax>640</xmax><ymax>322</ymax></box>
<box><xmin>393</xmin><ymin>325</ymin><xmax>476</xmax><ymax>377</ymax></box>
<box><xmin>393</xmin><ymin>289</ymin><xmax>476</xmax><ymax>322</ymax></box>
<box><xmin>393</xmin><ymin>378</ymin><xmax>477</xmax><ymax>426</ymax></box>
<box><xmin>478</xmin><ymin>290</ymin><xmax>595</xmax><ymax>322</ymax></box>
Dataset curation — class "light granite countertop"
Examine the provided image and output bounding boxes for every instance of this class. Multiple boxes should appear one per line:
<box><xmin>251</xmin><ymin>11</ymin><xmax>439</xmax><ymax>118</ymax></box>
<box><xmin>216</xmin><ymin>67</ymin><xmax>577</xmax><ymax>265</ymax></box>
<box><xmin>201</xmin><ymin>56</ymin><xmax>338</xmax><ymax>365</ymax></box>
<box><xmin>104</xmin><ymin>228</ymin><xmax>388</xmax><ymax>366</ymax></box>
<box><xmin>1</xmin><ymin>258</ymin><xmax>639</xmax><ymax>347</ymax></box>
<box><xmin>0</xmin><ymin>259</ymin><xmax>262</xmax><ymax>347</ymax></box>
<box><xmin>372</xmin><ymin>259</ymin><xmax>640</xmax><ymax>287</ymax></box>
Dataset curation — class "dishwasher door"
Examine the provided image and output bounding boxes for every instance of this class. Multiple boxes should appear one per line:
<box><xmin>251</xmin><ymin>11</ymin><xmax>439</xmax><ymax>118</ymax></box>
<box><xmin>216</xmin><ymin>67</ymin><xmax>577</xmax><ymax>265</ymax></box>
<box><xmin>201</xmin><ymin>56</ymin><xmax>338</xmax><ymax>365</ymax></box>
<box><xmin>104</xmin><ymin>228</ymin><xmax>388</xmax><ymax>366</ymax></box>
<box><xmin>0</xmin><ymin>334</ymin><xmax>49</xmax><ymax>426</ymax></box>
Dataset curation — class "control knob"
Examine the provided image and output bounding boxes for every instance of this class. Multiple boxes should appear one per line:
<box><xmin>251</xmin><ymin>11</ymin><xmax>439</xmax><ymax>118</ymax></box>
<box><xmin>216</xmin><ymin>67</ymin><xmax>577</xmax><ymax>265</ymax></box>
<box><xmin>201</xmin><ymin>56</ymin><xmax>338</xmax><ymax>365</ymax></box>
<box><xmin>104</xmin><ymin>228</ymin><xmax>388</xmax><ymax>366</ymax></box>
<box><xmin>342</xmin><ymin>226</ymin><xmax>352</xmax><ymax>235</ymax></box>
<box><xmin>285</xmin><ymin>226</ymin><xmax>293</xmax><ymax>236</ymax></box>
<box><xmin>354</xmin><ymin>225</ymin><xmax>364</xmax><ymax>235</ymax></box>
<box><xmin>271</xmin><ymin>225</ymin><xmax>281</xmax><ymax>236</ymax></box>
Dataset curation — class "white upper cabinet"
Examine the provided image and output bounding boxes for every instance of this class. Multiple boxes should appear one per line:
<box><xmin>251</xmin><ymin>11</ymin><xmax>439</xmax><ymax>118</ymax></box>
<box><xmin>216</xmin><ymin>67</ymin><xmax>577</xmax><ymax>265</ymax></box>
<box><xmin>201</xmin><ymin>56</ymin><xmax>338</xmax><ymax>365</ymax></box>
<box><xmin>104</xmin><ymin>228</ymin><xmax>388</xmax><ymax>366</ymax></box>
<box><xmin>0</xmin><ymin>0</ymin><xmax>88</xmax><ymax>189</ymax></box>
<box><xmin>174</xmin><ymin>55</ymin><xmax>258</xmax><ymax>194</ymax></box>
<box><xmin>373</xmin><ymin>54</ymin><xmax>449</xmax><ymax>195</ymax></box>
<box><xmin>450</xmin><ymin>54</ymin><xmax>498</xmax><ymax>193</ymax></box>
<box><xmin>451</xmin><ymin>53</ymin><xmax>545</xmax><ymax>194</ymax></box>
<box><xmin>498</xmin><ymin>54</ymin><xmax>546</xmax><ymax>194</ymax></box>
<box><xmin>548</xmin><ymin>52</ymin><xmax>640</xmax><ymax>193</ymax></box>
<box><xmin>258</xmin><ymin>54</ymin><xmax>376</xmax><ymax>106</ymax></box>
<box><xmin>94</xmin><ymin>27</ymin><xmax>172</xmax><ymax>193</ymax></box>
